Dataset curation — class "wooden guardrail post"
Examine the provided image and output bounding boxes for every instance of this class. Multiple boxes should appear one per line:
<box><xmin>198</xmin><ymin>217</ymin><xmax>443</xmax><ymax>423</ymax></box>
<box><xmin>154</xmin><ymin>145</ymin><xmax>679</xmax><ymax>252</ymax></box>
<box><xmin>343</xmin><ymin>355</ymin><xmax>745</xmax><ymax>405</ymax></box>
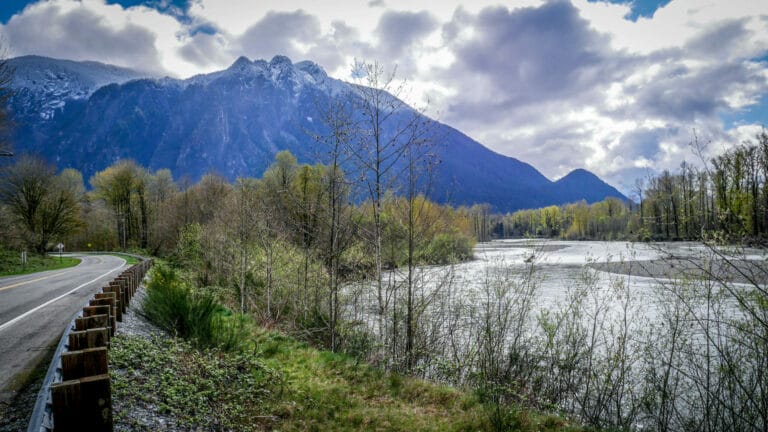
<box><xmin>91</xmin><ymin>294</ymin><xmax>117</xmax><ymax>336</ymax></box>
<box><xmin>61</xmin><ymin>347</ymin><xmax>108</xmax><ymax>381</ymax></box>
<box><xmin>51</xmin><ymin>374</ymin><xmax>112</xmax><ymax>432</ymax></box>
<box><xmin>75</xmin><ymin>314</ymin><xmax>110</xmax><ymax>332</ymax></box>
<box><xmin>105</xmin><ymin>282</ymin><xmax>126</xmax><ymax>316</ymax></box>
<box><xmin>68</xmin><ymin>328</ymin><xmax>110</xmax><ymax>350</ymax></box>
<box><xmin>98</xmin><ymin>289</ymin><xmax>122</xmax><ymax>322</ymax></box>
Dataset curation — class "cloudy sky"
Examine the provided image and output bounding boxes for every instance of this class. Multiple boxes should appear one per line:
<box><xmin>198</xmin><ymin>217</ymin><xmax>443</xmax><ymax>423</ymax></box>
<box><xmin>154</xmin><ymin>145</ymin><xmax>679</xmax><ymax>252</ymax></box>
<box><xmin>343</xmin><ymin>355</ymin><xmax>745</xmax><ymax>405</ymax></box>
<box><xmin>1</xmin><ymin>0</ymin><xmax>767</xmax><ymax>193</ymax></box>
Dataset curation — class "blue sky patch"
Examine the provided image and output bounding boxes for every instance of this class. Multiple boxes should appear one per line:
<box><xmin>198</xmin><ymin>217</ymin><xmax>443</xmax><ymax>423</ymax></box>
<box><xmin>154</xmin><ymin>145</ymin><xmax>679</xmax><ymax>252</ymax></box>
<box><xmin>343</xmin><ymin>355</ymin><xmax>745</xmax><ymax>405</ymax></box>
<box><xmin>0</xmin><ymin>0</ymin><xmax>32</xmax><ymax>23</ymax></box>
<box><xmin>721</xmin><ymin>96</ymin><xmax>768</xmax><ymax>130</ymax></box>
<box><xmin>588</xmin><ymin>0</ymin><xmax>672</xmax><ymax>21</ymax></box>
<box><xmin>0</xmin><ymin>0</ymin><xmax>190</xmax><ymax>24</ymax></box>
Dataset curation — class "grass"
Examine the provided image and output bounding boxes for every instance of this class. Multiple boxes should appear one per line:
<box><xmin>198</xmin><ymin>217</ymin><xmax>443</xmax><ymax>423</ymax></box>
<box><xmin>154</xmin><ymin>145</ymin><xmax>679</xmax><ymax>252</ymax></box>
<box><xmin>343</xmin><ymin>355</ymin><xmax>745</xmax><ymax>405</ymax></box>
<box><xmin>109</xmin><ymin>253</ymin><xmax>140</xmax><ymax>265</ymax></box>
<box><xmin>110</xmin><ymin>328</ymin><xmax>580</xmax><ymax>431</ymax></box>
<box><xmin>110</xmin><ymin>335</ymin><xmax>277</xmax><ymax>431</ymax></box>
<box><xmin>0</xmin><ymin>249</ymin><xmax>80</xmax><ymax>277</ymax></box>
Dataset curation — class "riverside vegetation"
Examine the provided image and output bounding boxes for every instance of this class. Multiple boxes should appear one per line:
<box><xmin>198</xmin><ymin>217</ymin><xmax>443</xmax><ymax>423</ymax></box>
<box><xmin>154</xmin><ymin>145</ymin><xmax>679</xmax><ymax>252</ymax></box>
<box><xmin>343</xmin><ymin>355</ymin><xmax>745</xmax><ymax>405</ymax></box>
<box><xmin>108</xmin><ymin>265</ymin><xmax>578</xmax><ymax>431</ymax></box>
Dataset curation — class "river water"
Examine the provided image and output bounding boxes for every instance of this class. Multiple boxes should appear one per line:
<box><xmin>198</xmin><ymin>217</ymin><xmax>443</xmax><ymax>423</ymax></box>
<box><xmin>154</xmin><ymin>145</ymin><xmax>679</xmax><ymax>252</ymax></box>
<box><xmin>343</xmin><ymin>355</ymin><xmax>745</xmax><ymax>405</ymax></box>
<box><xmin>346</xmin><ymin>240</ymin><xmax>767</xmax><ymax>430</ymax></box>
<box><xmin>452</xmin><ymin>239</ymin><xmax>765</xmax><ymax>312</ymax></box>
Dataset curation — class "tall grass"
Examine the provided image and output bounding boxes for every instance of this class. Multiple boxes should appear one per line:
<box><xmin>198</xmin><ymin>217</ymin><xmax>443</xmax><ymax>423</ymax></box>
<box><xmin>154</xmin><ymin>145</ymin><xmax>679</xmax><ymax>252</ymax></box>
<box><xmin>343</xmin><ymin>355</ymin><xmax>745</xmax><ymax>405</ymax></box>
<box><xmin>142</xmin><ymin>265</ymin><xmax>247</xmax><ymax>351</ymax></box>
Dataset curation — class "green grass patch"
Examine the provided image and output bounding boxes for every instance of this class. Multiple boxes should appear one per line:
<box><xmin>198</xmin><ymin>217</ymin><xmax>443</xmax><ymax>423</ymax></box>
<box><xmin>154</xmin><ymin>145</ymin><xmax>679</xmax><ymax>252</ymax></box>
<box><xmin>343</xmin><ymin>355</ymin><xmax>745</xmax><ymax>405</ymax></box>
<box><xmin>251</xmin><ymin>330</ymin><xmax>580</xmax><ymax>432</ymax></box>
<box><xmin>0</xmin><ymin>249</ymin><xmax>80</xmax><ymax>277</ymax></box>
<box><xmin>109</xmin><ymin>253</ymin><xmax>140</xmax><ymax>265</ymax></box>
<box><xmin>110</xmin><ymin>335</ymin><xmax>278</xmax><ymax>431</ymax></box>
<box><xmin>110</xmin><ymin>322</ymin><xmax>581</xmax><ymax>431</ymax></box>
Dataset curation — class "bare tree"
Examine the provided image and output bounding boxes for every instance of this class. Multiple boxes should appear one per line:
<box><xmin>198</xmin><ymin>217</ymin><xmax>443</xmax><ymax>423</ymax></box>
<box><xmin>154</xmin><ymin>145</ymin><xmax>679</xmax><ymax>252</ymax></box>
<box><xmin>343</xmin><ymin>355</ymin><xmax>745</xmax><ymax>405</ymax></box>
<box><xmin>348</xmin><ymin>60</ymin><xmax>432</xmax><ymax>356</ymax></box>
<box><xmin>313</xmin><ymin>91</ymin><xmax>357</xmax><ymax>351</ymax></box>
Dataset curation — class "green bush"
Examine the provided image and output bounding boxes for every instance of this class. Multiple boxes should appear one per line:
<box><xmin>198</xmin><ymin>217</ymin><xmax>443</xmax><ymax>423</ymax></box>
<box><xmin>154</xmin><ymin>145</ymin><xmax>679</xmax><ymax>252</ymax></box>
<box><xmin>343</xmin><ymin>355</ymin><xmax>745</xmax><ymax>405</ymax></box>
<box><xmin>142</xmin><ymin>265</ymin><xmax>248</xmax><ymax>350</ymax></box>
<box><xmin>419</xmin><ymin>232</ymin><xmax>474</xmax><ymax>264</ymax></box>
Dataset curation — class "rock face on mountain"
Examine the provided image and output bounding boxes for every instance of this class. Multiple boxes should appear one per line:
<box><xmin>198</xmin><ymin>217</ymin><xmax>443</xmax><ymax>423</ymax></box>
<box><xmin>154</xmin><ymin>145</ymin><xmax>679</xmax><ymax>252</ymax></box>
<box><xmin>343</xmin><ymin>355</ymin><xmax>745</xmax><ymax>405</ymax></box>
<box><xmin>6</xmin><ymin>55</ymin><xmax>626</xmax><ymax>212</ymax></box>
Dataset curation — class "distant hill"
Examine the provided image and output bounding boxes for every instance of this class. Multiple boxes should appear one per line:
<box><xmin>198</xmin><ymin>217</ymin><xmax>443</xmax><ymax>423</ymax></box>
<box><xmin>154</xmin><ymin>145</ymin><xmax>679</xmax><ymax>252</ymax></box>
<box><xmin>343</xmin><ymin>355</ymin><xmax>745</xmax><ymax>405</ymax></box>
<box><xmin>551</xmin><ymin>168</ymin><xmax>628</xmax><ymax>205</ymax></box>
<box><xmin>5</xmin><ymin>55</ymin><xmax>627</xmax><ymax>212</ymax></box>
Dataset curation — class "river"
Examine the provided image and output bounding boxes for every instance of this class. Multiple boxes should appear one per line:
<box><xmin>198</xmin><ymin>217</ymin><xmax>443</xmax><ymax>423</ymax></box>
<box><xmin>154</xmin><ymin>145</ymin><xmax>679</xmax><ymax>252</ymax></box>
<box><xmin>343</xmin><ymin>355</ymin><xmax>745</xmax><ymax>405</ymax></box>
<box><xmin>345</xmin><ymin>240</ymin><xmax>767</xmax><ymax>430</ymax></box>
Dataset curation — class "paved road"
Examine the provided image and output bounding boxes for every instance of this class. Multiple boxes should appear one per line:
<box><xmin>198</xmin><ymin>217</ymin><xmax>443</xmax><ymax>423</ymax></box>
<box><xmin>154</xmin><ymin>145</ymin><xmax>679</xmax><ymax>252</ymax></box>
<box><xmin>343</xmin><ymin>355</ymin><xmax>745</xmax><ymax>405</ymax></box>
<box><xmin>0</xmin><ymin>255</ymin><xmax>127</xmax><ymax>403</ymax></box>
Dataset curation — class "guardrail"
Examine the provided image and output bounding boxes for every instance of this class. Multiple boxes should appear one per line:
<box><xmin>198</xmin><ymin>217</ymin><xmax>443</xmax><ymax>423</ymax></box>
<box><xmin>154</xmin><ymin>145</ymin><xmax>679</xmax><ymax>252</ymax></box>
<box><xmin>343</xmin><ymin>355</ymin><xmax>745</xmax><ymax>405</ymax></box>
<box><xmin>27</xmin><ymin>257</ymin><xmax>153</xmax><ymax>432</ymax></box>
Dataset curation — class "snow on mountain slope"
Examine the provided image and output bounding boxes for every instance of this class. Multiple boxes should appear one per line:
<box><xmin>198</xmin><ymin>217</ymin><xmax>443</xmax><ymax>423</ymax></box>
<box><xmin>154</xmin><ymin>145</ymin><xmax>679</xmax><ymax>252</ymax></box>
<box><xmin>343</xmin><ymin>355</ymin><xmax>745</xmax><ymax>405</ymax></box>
<box><xmin>8</xmin><ymin>55</ymin><xmax>149</xmax><ymax>120</ymax></box>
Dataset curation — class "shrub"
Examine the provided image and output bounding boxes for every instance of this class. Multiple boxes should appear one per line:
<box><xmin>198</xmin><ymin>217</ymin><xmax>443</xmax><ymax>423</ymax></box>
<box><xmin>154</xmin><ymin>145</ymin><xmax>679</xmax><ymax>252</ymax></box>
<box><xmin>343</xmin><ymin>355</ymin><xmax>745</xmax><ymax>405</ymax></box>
<box><xmin>419</xmin><ymin>232</ymin><xmax>474</xmax><ymax>264</ymax></box>
<box><xmin>142</xmin><ymin>265</ymin><xmax>248</xmax><ymax>350</ymax></box>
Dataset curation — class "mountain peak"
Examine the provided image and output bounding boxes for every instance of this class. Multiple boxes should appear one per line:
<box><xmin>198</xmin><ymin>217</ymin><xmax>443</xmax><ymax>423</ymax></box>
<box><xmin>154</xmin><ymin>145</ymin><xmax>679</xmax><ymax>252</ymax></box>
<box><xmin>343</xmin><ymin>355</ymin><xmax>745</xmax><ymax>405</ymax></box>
<box><xmin>270</xmin><ymin>55</ymin><xmax>293</xmax><ymax>68</ymax></box>
<box><xmin>228</xmin><ymin>56</ymin><xmax>252</xmax><ymax>70</ymax></box>
<box><xmin>554</xmin><ymin>168</ymin><xmax>627</xmax><ymax>202</ymax></box>
<box><xmin>295</xmin><ymin>60</ymin><xmax>328</xmax><ymax>81</ymax></box>
<box><xmin>559</xmin><ymin>168</ymin><xmax>595</xmax><ymax>181</ymax></box>
<box><xmin>8</xmin><ymin>55</ymin><xmax>147</xmax><ymax>120</ymax></box>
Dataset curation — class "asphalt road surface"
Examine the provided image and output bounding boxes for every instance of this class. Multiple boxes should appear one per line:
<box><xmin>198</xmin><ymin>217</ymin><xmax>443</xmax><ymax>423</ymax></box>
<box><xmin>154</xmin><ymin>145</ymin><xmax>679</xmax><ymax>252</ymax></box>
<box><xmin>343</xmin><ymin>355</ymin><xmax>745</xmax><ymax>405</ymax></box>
<box><xmin>0</xmin><ymin>254</ymin><xmax>127</xmax><ymax>403</ymax></box>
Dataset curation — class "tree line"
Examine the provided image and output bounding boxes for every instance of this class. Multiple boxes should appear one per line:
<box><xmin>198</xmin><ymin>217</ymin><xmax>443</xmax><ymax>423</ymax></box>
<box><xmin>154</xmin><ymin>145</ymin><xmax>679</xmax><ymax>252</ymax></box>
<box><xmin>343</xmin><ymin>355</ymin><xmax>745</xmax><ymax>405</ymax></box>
<box><xmin>486</xmin><ymin>130</ymin><xmax>768</xmax><ymax>243</ymax></box>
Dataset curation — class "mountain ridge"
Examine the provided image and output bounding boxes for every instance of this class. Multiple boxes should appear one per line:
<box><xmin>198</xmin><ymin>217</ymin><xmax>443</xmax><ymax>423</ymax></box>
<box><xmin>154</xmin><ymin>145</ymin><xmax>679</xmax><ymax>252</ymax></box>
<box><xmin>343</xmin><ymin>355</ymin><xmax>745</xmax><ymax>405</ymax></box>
<box><xmin>5</xmin><ymin>55</ymin><xmax>627</xmax><ymax>212</ymax></box>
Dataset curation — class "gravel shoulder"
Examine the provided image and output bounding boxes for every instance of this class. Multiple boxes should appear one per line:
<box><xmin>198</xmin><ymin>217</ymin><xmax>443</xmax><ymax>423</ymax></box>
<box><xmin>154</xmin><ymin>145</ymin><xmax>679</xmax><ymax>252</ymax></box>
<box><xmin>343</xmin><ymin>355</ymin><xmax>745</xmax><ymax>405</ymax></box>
<box><xmin>110</xmin><ymin>285</ymin><xmax>179</xmax><ymax>432</ymax></box>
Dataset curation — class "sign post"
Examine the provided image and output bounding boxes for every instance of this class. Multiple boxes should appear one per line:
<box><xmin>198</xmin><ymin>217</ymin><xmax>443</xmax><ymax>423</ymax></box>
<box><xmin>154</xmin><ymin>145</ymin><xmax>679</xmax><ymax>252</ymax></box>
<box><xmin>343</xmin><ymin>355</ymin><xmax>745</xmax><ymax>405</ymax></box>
<box><xmin>57</xmin><ymin>243</ymin><xmax>64</xmax><ymax>262</ymax></box>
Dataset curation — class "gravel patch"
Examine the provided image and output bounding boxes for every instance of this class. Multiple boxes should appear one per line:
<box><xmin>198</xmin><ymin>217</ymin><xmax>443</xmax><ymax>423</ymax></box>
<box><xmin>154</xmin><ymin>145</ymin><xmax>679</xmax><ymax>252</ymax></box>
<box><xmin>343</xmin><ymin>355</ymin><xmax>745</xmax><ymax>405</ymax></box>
<box><xmin>115</xmin><ymin>285</ymin><xmax>165</xmax><ymax>340</ymax></box>
<box><xmin>590</xmin><ymin>258</ymin><xmax>768</xmax><ymax>285</ymax></box>
<box><xmin>111</xmin><ymin>283</ymin><xmax>179</xmax><ymax>432</ymax></box>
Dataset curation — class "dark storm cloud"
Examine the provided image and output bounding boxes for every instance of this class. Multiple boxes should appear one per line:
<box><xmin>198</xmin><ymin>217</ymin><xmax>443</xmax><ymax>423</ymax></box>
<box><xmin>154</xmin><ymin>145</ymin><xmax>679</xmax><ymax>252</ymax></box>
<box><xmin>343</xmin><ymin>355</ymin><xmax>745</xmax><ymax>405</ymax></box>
<box><xmin>375</xmin><ymin>10</ymin><xmax>438</xmax><ymax>59</ymax></box>
<box><xmin>687</xmin><ymin>19</ymin><xmax>750</xmax><ymax>60</ymax></box>
<box><xmin>633</xmin><ymin>61</ymin><xmax>767</xmax><ymax>122</ymax></box>
<box><xmin>2</xmin><ymin>2</ymin><xmax>164</xmax><ymax>74</ymax></box>
<box><xmin>237</xmin><ymin>10</ymin><xmax>321</xmax><ymax>61</ymax></box>
<box><xmin>614</xmin><ymin>127</ymin><xmax>670</xmax><ymax>160</ymax></box>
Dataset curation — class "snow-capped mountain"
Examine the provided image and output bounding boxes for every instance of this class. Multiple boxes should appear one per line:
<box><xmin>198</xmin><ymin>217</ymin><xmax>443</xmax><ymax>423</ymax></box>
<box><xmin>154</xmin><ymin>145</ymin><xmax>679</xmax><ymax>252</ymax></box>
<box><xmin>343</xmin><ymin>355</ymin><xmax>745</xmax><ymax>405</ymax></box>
<box><xmin>8</xmin><ymin>55</ymin><xmax>148</xmax><ymax>120</ymax></box>
<box><xmin>5</xmin><ymin>55</ymin><xmax>626</xmax><ymax>212</ymax></box>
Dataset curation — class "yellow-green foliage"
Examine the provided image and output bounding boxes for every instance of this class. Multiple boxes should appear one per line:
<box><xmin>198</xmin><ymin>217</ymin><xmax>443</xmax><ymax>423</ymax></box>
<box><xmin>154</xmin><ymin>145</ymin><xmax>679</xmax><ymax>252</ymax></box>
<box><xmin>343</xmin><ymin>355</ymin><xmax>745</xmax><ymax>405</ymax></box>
<box><xmin>505</xmin><ymin>197</ymin><xmax>630</xmax><ymax>240</ymax></box>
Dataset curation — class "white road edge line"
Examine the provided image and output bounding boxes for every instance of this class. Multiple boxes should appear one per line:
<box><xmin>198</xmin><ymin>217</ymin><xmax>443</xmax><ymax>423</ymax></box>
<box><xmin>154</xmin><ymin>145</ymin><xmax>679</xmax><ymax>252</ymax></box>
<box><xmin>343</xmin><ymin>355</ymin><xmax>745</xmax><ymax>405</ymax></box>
<box><xmin>0</xmin><ymin>261</ymin><xmax>126</xmax><ymax>333</ymax></box>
